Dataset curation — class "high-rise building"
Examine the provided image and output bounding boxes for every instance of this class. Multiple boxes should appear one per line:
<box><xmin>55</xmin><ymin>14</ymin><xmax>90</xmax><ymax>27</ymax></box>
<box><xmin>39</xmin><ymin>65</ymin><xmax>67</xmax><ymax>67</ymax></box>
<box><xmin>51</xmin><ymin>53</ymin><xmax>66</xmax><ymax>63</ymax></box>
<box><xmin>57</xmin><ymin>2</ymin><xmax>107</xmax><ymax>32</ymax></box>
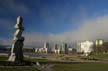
<box><xmin>44</xmin><ymin>42</ymin><xmax>49</xmax><ymax>48</ymax></box>
<box><xmin>64</xmin><ymin>43</ymin><xmax>68</xmax><ymax>54</ymax></box>
<box><xmin>43</xmin><ymin>42</ymin><xmax>49</xmax><ymax>53</ymax></box>
<box><xmin>95</xmin><ymin>39</ymin><xmax>104</xmax><ymax>53</ymax></box>
<box><xmin>60</xmin><ymin>43</ymin><xmax>68</xmax><ymax>54</ymax></box>
<box><xmin>54</xmin><ymin>44</ymin><xmax>60</xmax><ymax>54</ymax></box>
<box><xmin>77</xmin><ymin>41</ymin><xmax>93</xmax><ymax>56</ymax></box>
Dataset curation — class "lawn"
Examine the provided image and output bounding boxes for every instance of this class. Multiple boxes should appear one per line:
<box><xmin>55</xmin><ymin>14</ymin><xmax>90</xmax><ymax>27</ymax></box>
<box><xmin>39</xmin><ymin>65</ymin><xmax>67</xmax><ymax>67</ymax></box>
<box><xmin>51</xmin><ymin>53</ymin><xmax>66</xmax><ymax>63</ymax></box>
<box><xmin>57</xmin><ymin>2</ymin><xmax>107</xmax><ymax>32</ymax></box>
<box><xmin>0</xmin><ymin>66</ymin><xmax>39</xmax><ymax>71</ymax></box>
<box><xmin>1</xmin><ymin>55</ymin><xmax>108</xmax><ymax>71</ymax></box>
<box><xmin>90</xmin><ymin>53</ymin><xmax>108</xmax><ymax>59</ymax></box>
<box><xmin>24</xmin><ymin>57</ymin><xmax>50</xmax><ymax>62</ymax></box>
<box><xmin>0</xmin><ymin>55</ymin><xmax>8</xmax><ymax>61</ymax></box>
<box><xmin>52</xmin><ymin>63</ymin><xmax>108</xmax><ymax>71</ymax></box>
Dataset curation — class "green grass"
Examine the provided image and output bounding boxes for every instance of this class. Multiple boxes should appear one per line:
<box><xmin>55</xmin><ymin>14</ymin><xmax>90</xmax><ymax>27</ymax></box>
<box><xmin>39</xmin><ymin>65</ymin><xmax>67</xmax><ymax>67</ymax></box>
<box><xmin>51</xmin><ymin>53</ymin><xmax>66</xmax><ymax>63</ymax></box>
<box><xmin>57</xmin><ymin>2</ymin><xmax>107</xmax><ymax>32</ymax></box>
<box><xmin>0</xmin><ymin>55</ymin><xmax>49</xmax><ymax>62</ymax></box>
<box><xmin>24</xmin><ymin>57</ymin><xmax>50</xmax><ymax>62</ymax></box>
<box><xmin>0</xmin><ymin>66</ymin><xmax>39</xmax><ymax>71</ymax></box>
<box><xmin>90</xmin><ymin>53</ymin><xmax>108</xmax><ymax>59</ymax></box>
<box><xmin>0</xmin><ymin>55</ymin><xmax>8</xmax><ymax>61</ymax></box>
<box><xmin>52</xmin><ymin>63</ymin><xmax>108</xmax><ymax>71</ymax></box>
<box><xmin>1</xmin><ymin>55</ymin><xmax>108</xmax><ymax>71</ymax></box>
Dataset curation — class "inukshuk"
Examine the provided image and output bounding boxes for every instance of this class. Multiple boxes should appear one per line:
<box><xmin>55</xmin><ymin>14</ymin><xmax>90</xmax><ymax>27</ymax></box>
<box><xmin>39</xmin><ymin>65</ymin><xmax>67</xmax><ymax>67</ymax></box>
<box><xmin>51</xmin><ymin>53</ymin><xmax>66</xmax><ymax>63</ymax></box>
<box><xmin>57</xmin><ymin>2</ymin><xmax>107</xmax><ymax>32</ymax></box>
<box><xmin>8</xmin><ymin>16</ymin><xmax>24</xmax><ymax>62</ymax></box>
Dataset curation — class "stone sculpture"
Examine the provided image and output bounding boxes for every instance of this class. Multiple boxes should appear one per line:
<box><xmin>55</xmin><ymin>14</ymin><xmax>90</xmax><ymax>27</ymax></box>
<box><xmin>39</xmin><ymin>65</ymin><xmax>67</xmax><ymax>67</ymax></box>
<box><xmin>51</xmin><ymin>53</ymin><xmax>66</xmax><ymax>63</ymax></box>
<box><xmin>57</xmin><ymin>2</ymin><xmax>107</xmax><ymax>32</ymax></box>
<box><xmin>8</xmin><ymin>16</ymin><xmax>24</xmax><ymax>62</ymax></box>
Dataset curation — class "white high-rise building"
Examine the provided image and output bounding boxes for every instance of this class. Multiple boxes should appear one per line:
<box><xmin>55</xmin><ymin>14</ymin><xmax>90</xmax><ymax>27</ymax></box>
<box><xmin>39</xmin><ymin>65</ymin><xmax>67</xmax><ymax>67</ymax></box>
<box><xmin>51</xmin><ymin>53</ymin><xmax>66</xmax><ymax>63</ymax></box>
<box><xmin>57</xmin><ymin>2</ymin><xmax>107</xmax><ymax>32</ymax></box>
<box><xmin>77</xmin><ymin>41</ymin><xmax>94</xmax><ymax>56</ymax></box>
<box><xmin>43</xmin><ymin>42</ymin><xmax>49</xmax><ymax>53</ymax></box>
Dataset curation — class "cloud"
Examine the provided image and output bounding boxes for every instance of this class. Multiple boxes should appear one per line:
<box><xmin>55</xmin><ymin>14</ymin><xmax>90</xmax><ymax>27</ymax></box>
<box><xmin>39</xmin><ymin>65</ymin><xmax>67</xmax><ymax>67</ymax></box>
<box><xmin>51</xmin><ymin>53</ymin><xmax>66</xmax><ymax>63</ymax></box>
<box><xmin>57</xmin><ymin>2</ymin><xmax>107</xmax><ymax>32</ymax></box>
<box><xmin>1</xmin><ymin>15</ymin><xmax>108</xmax><ymax>47</ymax></box>
<box><xmin>0</xmin><ymin>0</ymin><xmax>29</xmax><ymax>14</ymax></box>
<box><xmin>0</xmin><ymin>19</ymin><xmax>14</xmax><ymax>47</ymax></box>
<box><xmin>50</xmin><ymin>16</ymin><xmax>108</xmax><ymax>43</ymax></box>
<box><xmin>24</xmin><ymin>33</ymin><xmax>50</xmax><ymax>47</ymax></box>
<box><xmin>23</xmin><ymin>15</ymin><xmax>108</xmax><ymax>47</ymax></box>
<box><xmin>0</xmin><ymin>38</ymin><xmax>12</xmax><ymax>46</ymax></box>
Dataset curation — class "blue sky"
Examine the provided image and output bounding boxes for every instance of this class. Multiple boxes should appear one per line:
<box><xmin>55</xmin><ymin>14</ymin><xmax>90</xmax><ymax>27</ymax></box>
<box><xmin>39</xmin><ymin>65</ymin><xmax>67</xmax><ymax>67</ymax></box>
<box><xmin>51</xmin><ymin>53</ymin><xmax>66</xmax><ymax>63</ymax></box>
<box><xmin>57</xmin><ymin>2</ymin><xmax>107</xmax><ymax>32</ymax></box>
<box><xmin>1</xmin><ymin>0</ymin><xmax>108</xmax><ymax>46</ymax></box>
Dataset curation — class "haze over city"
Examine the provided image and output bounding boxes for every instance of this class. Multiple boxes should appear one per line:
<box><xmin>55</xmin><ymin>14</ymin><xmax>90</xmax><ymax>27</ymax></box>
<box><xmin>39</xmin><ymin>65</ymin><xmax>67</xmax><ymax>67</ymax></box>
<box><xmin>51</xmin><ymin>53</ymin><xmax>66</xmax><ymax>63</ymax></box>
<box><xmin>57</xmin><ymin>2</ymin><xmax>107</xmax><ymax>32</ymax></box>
<box><xmin>1</xmin><ymin>0</ymin><xmax>108</xmax><ymax>47</ymax></box>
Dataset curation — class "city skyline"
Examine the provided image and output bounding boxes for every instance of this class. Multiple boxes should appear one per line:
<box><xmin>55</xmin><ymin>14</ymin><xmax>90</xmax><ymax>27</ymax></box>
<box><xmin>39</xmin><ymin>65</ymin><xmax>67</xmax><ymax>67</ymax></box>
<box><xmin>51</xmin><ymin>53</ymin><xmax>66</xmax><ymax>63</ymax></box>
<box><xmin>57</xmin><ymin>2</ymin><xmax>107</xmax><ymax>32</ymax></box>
<box><xmin>1</xmin><ymin>0</ymin><xmax>108</xmax><ymax>46</ymax></box>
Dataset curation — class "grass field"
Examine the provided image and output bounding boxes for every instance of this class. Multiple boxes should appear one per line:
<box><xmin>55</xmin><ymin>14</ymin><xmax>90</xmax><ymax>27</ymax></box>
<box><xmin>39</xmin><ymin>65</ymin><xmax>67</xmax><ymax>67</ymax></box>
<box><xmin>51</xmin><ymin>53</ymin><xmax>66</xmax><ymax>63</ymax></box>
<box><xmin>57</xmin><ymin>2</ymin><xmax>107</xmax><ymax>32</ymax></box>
<box><xmin>0</xmin><ymin>66</ymin><xmax>39</xmax><ymax>71</ymax></box>
<box><xmin>0</xmin><ymin>55</ymin><xmax>8</xmax><ymax>61</ymax></box>
<box><xmin>24</xmin><ymin>57</ymin><xmax>50</xmax><ymax>62</ymax></box>
<box><xmin>90</xmin><ymin>53</ymin><xmax>108</xmax><ymax>59</ymax></box>
<box><xmin>1</xmin><ymin>54</ymin><xmax>108</xmax><ymax>71</ymax></box>
<box><xmin>0</xmin><ymin>63</ymin><xmax>108</xmax><ymax>71</ymax></box>
<box><xmin>52</xmin><ymin>63</ymin><xmax>108</xmax><ymax>71</ymax></box>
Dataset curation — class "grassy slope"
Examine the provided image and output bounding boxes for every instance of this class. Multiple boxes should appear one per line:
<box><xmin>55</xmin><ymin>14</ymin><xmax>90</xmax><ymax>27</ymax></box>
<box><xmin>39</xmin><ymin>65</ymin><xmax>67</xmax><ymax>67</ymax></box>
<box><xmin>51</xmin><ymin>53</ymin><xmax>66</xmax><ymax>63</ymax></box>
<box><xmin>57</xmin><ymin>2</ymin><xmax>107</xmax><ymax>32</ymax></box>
<box><xmin>90</xmin><ymin>53</ymin><xmax>108</xmax><ymax>59</ymax></box>
<box><xmin>0</xmin><ymin>56</ymin><xmax>39</xmax><ymax>71</ymax></box>
<box><xmin>0</xmin><ymin>67</ymin><xmax>39</xmax><ymax>71</ymax></box>
<box><xmin>53</xmin><ymin>63</ymin><xmax>108</xmax><ymax>71</ymax></box>
<box><xmin>0</xmin><ymin>55</ymin><xmax>8</xmax><ymax>61</ymax></box>
<box><xmin>24</xmin><ymin>57</ymin><xmax>50</xmax><ymax>62</ymax></box>
<box><xmin>1</xmin><ymin>55</ymin><xmax>108</xmax><ymax>71</ymax></box>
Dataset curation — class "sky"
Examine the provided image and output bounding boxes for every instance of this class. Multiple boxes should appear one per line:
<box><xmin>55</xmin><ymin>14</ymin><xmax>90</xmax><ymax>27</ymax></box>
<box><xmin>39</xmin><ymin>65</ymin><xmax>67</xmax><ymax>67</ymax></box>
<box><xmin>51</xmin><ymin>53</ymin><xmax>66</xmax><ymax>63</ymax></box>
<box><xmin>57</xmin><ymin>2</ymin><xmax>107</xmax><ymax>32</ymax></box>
<box><xmin>1</xmin><ymin>0</ymin><xmax>108</xmax><ymax>47</ymax></box>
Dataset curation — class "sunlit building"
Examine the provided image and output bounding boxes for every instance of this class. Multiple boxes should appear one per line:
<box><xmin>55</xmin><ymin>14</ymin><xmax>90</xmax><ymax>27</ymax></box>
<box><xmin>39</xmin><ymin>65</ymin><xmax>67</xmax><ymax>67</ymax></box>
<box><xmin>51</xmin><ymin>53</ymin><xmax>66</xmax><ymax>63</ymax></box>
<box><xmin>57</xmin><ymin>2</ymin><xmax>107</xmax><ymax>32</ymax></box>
<box><xmin>77</xmin><ymin>41</ymin><xmax>94</xmax><ymax>56</ymax></box>
<box><xmin>60</xmin><ymin>43</ymin><xmax>68</xmax><ymax>54</ymax></box>
<box><xmin>95</xmin><ymin>39</ymin><xmax>104</xmax><ymax>53</ymax></box>
<box><xmin>54</xmin><ymin>44</ymin><xmax>60</xmax><ymax>54</ymax></box>
<box><xmin>43</xmin><ymin>42</ymin><xmax>49</xmax><ymax>53</ymax></box>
